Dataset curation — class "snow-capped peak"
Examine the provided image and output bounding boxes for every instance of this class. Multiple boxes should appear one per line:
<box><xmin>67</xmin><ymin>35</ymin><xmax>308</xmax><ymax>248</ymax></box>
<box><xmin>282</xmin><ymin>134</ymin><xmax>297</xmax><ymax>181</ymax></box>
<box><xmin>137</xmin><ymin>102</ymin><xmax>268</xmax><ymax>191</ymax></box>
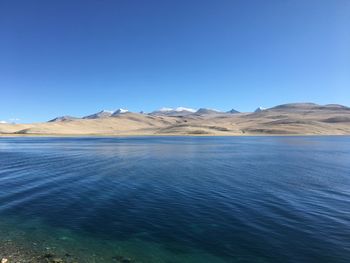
<box><xmin>254</xmin><ymin>107</ymin><xmax>266</xmax><ymax>112</ymax></box>
<box><xmin>158</xmin><ymin>107</ymin><xmax>196</xmax><ymax>112</ymax></box>
<box><xmin>83</xmin><ymin>110</ymin><xmax>113</xmax><ymax>119</ymax></box>
<box><xmin>113</xmin><ymin>108</ymin><xmax>128</xmax><ymax>114</ymax></box>
<box><xmin>100</xmin><ymin>110</ymin><xmax>113</xmax><ymax>114</ymax></box>
<box><xmin>175</xmin><ymin>107</ymin><xmax>196</xmax><ymax>112</ymax></box>
<box><xmin>0</xmin><ymin>120</ymin><xmax>7</xmax><ymax>124</ymax></box>
<box><xmin>158</xmin><ymin>107</ymin><xmax>174</xmax><ymax>112</ymax></box>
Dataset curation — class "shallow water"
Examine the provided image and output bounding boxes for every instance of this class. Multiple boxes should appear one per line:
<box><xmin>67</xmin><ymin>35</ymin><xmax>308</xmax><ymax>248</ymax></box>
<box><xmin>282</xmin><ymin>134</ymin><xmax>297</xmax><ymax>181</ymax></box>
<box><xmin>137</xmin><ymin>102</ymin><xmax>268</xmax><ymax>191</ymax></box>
<box><xmin>0</xmin><ymin>136</ymin><xmax>350</xmax><ymax>262</ymax></box>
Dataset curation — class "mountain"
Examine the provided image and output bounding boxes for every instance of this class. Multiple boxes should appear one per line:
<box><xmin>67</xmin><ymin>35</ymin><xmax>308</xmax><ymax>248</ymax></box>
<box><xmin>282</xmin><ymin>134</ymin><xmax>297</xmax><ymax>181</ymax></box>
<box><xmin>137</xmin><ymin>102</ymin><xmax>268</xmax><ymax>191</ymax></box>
<box><xmin>323</xmin><ymin>104</ymin><xmax>350</xmax><ymax>110</ymax></box>
<box><xmin>195</xmin><ymin>108</ymin><xmax>221</xmax><ymax>115</ymax></box>
<box><xmin>48</xmin><ymin>116</ymin><xmax>79</xmax><ymax>122</ymax></box>
<box><xmin>83</xmin><ymin>110</ymin><xmax>113</xmax><ymax>119</ymax></box>
<box><xmin>254</xmin><ymin>107</ymin><xmax>266</xmax><ymax>112</ymax></box>
<box><xmin>270</xmin><ymin>103</ymin><xmax>350</xmax><ymax>112</ymax></box>
<box><xmin>3</xmin><ymin>102</ymin><xmax>350</xmax><ymax>136</ymax></box>
<box><xmin>150</xmin><ymin>107</ymin><xmax>196</xmax><ymax>116</ymax></box>
<box><xmin>251</xmin><ymin>103</ymin><xmax>350</xmax><ymax>117</ymax></box>
<box><xmin>227</xmin><ymin>109</ymin><xmax>240</xmax><ymax>114</ymax></box>
<box><xmin>111</xmin><ymin>108</ymin><xmax>129</xmax><ymax>116</ymax></box>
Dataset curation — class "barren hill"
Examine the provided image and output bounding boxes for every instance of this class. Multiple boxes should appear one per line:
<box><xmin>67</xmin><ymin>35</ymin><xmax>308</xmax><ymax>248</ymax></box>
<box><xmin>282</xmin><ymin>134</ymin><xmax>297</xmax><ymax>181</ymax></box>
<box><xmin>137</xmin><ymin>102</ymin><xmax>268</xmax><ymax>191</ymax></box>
<box><xmin>1</xmin><ymin>103</ymin><xmax>350</xmax><ymax>136</ymax></box>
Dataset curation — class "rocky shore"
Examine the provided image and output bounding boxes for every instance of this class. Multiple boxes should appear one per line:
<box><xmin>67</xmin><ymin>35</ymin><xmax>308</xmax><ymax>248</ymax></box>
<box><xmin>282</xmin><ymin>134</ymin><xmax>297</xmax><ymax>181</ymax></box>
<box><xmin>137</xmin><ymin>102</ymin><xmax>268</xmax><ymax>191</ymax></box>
<box><xmin>0</xmin><ymin>240</ymin><xmax>75</xmax><ymax>263</ymax></box>
<box><xmin>0</xmin><ymin>240</ymin><xmax>135</xmax><ymax>263</ymax></box>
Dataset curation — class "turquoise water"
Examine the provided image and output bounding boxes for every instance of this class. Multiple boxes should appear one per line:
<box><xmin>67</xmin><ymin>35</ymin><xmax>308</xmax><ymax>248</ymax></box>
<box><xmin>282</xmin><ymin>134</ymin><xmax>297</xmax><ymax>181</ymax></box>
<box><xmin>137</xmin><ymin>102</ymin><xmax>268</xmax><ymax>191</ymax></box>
<box><xmin>0</xmin><ymin>136</ymin><xmax>350</xmax><ymax>262</ymax></box>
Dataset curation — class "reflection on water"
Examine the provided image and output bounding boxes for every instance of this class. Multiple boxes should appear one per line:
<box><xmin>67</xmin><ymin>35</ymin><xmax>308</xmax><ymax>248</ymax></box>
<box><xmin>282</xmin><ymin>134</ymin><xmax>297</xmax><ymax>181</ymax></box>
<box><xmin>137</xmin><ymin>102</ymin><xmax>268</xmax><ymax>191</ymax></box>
<box><xmin>0</xmin><ymin>136</ymin><xmax>350</xmax><ymax>262</ymax></box>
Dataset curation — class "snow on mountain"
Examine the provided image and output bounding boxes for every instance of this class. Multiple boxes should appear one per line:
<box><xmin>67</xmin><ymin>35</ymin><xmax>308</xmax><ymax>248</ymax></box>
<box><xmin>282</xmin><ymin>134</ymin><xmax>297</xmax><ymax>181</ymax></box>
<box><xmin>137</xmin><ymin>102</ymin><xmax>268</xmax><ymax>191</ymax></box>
<box><xmin>150</xmin><ymin>107</ymin><xmax>196</xmax><ymax>116</ymax></box>
<box><xmin>112</xmin><ymin>108</ymin><xmax>129</xmax><ymax>115</ymax></box>
<box><xmin>174</xmin><ymin>107</ymin><xmax>196</xmax><ymax>112</ymax></box>
<box><xmin>48</xmin><ymin>116</ymin><xmax>79</xmax><ymax>122</ymax></box>
<box><xmin>254</xmin><ymin>107</ymin><xmax>266</xmax><ymax>112</ymax></box>
<box><xmin>152</xmin><ymin>107</ymin><xmax>221</xmax><ymax>116</ymax></box>
<box><xmin>83</xmin><ymin>110</ymin><xmax>113</xmax><ymax>119</ymax></box>
<box><xmin>157</xmin><ymin>107</ymin><xmax>196</xmax><ymax>113</ymax></box>
<box><xmin>0</xmin><ymin>120</ymin><xmax>7</xmax><ymax>124</ymax></box>
<box><xmin>158</xmin><ymin>107</ymin><xmax>174</xmax><ymax>112</ymax></box>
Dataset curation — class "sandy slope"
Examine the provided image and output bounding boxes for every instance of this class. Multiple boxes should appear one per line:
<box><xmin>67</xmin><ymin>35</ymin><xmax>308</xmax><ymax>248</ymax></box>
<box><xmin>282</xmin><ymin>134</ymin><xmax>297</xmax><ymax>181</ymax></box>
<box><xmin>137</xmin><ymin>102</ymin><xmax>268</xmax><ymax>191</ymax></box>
<box><xmin>1</xmin><ymin>104</ymin><xmax>350</xmax><ymax>136</ymax></box>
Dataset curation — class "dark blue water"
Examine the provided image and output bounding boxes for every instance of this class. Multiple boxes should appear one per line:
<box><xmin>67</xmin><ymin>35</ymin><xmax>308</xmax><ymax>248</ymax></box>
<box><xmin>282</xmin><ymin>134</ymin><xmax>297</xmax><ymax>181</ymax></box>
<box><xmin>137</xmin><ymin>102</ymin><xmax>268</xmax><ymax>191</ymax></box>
<box><xmin>0</xmin><ymin>136</ymin><xmax>350</xmax><ymax>262</ymax></box>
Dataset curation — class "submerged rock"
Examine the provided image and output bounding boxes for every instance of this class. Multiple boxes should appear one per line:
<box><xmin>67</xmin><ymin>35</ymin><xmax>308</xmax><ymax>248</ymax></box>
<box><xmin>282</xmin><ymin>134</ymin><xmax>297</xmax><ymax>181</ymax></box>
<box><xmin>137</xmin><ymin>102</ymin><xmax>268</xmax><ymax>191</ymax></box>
<box><xmin>51</xmin><ymin>258</ymin><xmax>64</xmax><ymax>263</ymax></box>
<box><xmin>40</xmin><ymin>253</ymin><xmax>67</xmax><ymax>263</ymax></box>
<box><xmin>112</xmin><ymin>255</ymin><xmax>134</xmax><ymax>263</ymax></box>
<box><xmin>43</xmin><ymin>253</ymin><xmax>54</xmax><ymax>259</ymax></box>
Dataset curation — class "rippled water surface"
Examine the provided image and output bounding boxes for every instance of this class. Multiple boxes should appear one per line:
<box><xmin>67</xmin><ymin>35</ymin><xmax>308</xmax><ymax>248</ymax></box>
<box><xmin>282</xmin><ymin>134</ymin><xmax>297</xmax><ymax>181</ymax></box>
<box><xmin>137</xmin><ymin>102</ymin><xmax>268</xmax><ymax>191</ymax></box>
<box><xmin>0</xmin><ymin>136</ymin><xmax>350</xmax><ymax>262</ymax></box>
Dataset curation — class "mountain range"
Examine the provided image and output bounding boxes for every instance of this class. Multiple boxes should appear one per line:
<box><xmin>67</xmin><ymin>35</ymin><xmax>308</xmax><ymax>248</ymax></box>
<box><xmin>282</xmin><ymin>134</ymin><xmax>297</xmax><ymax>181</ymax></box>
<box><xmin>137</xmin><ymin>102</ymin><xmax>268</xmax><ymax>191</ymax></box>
<box><xmin>1</xmin><ymin>103</ymin><xmax>350</xmax><ymax>136</ymax></box>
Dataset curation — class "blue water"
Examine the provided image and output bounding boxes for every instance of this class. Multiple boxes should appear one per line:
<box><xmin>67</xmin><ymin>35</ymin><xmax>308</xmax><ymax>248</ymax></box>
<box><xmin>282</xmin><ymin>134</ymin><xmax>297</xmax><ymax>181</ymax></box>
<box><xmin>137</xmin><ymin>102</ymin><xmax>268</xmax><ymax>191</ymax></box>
<box><xmin>0</xmin><ymin>136</ymin><xmax>350</xmax><ymax>262</ymax></box>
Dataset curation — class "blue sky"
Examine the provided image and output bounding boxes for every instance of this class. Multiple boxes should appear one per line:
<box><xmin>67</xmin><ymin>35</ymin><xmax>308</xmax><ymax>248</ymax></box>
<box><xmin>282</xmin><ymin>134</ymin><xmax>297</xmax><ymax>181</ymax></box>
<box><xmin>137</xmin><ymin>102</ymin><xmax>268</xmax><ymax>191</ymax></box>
<box><xmin>0</xmin><ymin>0</ymin><xmax>349</xmax><ymax>123</ymax></box>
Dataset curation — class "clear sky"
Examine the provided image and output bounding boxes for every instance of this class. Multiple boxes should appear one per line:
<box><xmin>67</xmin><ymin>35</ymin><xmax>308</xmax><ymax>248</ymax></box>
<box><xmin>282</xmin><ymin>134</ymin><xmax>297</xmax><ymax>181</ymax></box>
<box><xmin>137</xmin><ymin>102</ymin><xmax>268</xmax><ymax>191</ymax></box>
<box><xmin>0</xmin><ymin>0</ymin><xmax>349</xmax><ymax>123</ymax></box>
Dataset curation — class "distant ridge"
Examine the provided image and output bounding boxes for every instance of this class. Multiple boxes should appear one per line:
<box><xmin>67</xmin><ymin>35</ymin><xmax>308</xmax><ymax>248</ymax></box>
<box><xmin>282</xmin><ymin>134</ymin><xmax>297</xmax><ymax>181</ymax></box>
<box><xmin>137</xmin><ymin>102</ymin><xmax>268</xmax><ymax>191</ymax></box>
<box><xmin>195</xmin><ymin>108</ymin><xmax>221</xmax><ymax>115</ymax></box>
<box><xmin>111</xmin><ymin>109</ymin><xmax>129</xmax><ymax>116</ymax></box>
<box><xmin>271</xmin><ymin>103</ymin><xmax>317</xmax><ymax>110</ymax></box>
<box><xmin>150</xmin><ymin>107</ymin><xmax>196</xmax><ymax>116</ymax></box>
<box><xmin>13</xmin><ymin>102</ymin><xmax>346</xmax><ymax>136</ymax></box>
<box><xmin>48</xmin><ymin>116</ymin><xmax>78</xmax><ymax>122</ymax></box>
<box><xmin>83</xmin><ymin>108</ymin><xmax>131</xmax><ymax>119</ymax></box>
<box><xmin>254</xmin><ymin>107</ymin><xmax>266</xmax><ymax>113</ymax></box>
<box><xmin>83</xmin><ymin>110</ymin><xmax>113</xmax><ymax>119</ymax></box>
<box><xmin>270</xmin><ymin>103</ymin><xmax>350</xmax><ymax>112</ymax></box>
<box><xmin>227</xmin><ymin>109</ymin><xmax>240</xmax><ymax>114</ymax></box>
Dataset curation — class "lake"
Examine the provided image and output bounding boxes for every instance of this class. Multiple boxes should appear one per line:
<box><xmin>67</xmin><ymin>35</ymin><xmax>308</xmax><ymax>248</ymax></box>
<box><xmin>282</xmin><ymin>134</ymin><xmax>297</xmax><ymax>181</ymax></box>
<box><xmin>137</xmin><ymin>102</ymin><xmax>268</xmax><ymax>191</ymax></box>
<box><xmin>0</xmin><ymin>136</ymin><xmax>350</xmax><ymax>262</ymax></box>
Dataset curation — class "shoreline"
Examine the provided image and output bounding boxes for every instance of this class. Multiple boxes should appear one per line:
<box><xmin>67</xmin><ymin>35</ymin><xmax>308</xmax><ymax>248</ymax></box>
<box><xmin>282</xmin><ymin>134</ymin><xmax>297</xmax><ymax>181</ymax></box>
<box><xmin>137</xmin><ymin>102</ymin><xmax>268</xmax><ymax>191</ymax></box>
<box><xmin>0</xmin><ymin>244</ymin><xmax>135</xmax><ymax>263</ymax></box>
<box><xmin>1</xmin><ymin>133</ymin><xmax>350</xmax><ymax>138</ymax></box>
